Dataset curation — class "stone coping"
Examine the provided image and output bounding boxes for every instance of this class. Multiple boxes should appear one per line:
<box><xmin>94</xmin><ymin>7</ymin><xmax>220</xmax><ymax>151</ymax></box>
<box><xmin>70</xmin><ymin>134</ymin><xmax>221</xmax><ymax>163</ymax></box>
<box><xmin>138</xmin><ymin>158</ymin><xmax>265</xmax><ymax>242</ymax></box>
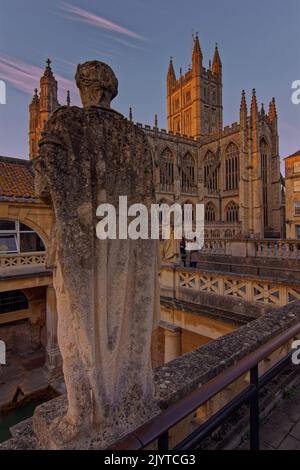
<box><xmin>154</xmin><ymin>301</ymin><xmax>300</xmax><ymax>408</ymax></box>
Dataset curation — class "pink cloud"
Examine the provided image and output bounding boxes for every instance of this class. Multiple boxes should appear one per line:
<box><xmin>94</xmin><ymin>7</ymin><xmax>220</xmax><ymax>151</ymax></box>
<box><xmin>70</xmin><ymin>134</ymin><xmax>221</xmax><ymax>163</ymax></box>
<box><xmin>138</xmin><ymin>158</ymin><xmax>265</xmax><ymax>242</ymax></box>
<box><xmin>61</xmin><ymin>2</ymin><xmax>143</xmax><ymax>40</ymax></box>
<box><xmin>0</xmin><ymin>55</ymin><xmax>79</xmax><ymax>105</ymax></box>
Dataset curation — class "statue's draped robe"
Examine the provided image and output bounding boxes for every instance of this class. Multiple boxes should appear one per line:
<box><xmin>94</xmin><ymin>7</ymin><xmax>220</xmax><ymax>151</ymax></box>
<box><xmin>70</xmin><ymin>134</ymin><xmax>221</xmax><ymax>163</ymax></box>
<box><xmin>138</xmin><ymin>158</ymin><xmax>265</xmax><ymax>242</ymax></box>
<box><xmin>35</xmin><ymin>106</ymin><xmax>160</xmax><ymax>441</ymax></box>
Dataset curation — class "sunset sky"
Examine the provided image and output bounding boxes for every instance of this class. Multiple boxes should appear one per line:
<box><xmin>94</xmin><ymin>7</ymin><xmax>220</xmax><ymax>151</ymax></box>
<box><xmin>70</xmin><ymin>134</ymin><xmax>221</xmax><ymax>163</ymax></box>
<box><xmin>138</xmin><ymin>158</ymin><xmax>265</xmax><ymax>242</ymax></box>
<box><xmin>0</xmin><ymin>0</ymin><xmax>299</xmax><ymax>161</ymax></box>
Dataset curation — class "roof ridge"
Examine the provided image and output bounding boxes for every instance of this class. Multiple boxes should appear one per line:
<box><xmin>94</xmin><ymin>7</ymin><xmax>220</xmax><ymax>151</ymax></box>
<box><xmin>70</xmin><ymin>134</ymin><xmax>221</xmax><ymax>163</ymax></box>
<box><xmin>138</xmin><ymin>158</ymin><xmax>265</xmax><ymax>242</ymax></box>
<box><xmin>0</xmin><ymin>156</ymin><xmax>31</xmax><ymax>166</ymax></box>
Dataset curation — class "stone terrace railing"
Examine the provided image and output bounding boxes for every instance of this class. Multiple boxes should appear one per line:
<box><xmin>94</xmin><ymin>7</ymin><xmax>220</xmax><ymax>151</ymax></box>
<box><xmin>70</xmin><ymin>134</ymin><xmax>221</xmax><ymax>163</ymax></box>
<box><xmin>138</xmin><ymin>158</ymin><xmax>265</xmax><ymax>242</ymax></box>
<box><xmin>160</xmin><ymin>265</ymin><xmax>300</xmax><ymax>307</ymax></box>
<box><xmin>114</xmin><ymin>301</ymin><xmax>300</xmax><ymax>450</ymax></box>
<box><xmin>0</xmin><ymin>252</ymin><xmax>46</xmax><ymax>270</ymax></box>
<box><xmin>201</xmin><ymin>239</ymin><xmax>300</xmax><ymax>259</ymax></box>
<box><xmin>2</xmin><ymin>300</ymin><xmax>300</xmax><ymax>450</ymax></box>
<box><xmin>255</xmin><ymin>240</ymin><xmax>300</xmax><ymax>259</ymax></box>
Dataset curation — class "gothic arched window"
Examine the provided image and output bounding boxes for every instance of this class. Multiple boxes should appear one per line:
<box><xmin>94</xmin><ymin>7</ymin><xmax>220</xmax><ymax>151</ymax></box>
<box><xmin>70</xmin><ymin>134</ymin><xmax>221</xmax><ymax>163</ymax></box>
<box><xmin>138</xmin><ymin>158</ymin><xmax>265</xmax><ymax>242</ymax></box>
<box><xmin>205</xmin><ymin>202</ymin><xmax>216</xmax><ymax>223</ymax></box>
<box><xmin>260</xmin><ymin>138</ymin><xmax>269</xmax><ymax>228</ymax></box>
<box><xmin>225</xmin><ymin>142</ymin><xmax>240</xmax><ymax>190</ymax></box>
<box><xmin>159</xmin><ymin>148</ymin><xmax>174</xmax><ymax>192</ymax></box>
<box><xmin>225</xmin><ymin>201</ymin><xmax>239</xmax><ymax>223</ymax></box>
<box><xmin>203</xmin><ymin>151</ymin><xmax>219</xmax><ymax>193</ymax></box>
<box><xmin>181</xmin><ymin>152</ymin><xmax>195</xmax><ymax>193</ymax></box>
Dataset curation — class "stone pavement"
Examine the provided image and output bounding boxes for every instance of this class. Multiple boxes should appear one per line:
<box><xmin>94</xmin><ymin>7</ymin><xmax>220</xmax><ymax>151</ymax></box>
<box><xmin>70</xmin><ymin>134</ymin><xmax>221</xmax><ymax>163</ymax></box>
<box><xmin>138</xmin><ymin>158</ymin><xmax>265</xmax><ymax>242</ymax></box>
<box><xmin>238</xmin><ymin>374</ymin><xmax>300</xmax><ymax>450</ymax></box>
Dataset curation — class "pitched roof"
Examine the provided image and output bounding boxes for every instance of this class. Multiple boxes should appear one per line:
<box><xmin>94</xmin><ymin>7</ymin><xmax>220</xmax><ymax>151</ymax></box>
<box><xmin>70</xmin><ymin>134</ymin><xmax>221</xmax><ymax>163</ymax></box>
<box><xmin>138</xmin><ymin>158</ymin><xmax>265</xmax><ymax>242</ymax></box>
<box><xmin>0</xmin><ymin>156</ymin><xmax>36</xmax><ymax>200</ymax></box>
<box><xmin>284</xmin><ymin>150</ymin><xmax>300</xmax><ymax>160</ymax></box>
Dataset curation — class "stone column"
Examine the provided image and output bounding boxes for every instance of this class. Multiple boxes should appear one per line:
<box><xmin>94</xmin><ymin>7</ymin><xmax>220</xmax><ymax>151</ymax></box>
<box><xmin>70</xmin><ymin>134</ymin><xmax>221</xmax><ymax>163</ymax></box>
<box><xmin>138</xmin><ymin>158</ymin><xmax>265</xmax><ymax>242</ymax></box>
<box><xmin>163</xmin><ymin>323</ymin><xmax>182</xmax><ymax>363</ymax></box>
<box><xmin>45</xmin><ymin>285</ymin><xmax>61</xmax><ymax>371</ymax></box>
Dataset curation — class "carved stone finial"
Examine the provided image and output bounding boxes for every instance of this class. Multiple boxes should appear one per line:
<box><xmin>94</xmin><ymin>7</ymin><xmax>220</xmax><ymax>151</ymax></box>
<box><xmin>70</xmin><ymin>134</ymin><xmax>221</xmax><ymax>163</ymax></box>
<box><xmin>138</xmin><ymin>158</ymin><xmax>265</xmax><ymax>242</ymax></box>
<box><xmin>44</xmin><ymin>58</ymin><xmax>53</xmax><ymax>77</ymax></box>
<box><xmin>129</xmin><ymin>107</ymin><xmax>133</xmax><ymax>122</ymax></box>
<box><xmin>75</xmin><ymin>60</ymin><xmax>118</xmax><ymax>109</ymax></box>
<box><xmin>31</xmin><ymin>88</ymin><xmax>39</xmax><ymax>105</ymax></box>
<box><xmin>66</xmin><ymin>90</ymin><xmax>71</xmax><ymax>106</ymax></box>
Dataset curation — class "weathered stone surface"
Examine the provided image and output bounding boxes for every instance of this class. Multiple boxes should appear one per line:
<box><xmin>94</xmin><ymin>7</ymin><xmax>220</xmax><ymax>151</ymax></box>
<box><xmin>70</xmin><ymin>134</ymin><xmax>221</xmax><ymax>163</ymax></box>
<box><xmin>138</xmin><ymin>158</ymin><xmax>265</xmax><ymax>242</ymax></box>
<box><xmin>31</xmin><ymin>61</ymin><xmax>160</xmax><ymax>449</ymax></box>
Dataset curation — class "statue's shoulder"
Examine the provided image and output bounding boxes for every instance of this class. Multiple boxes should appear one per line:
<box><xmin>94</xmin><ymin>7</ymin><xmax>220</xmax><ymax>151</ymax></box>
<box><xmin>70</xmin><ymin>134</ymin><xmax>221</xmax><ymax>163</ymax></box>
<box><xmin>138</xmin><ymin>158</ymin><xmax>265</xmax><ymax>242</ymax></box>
<box><xmin>40</xmin><ymin>106</ymin><xmax>85</xmax><ymax>148</ymax></box>
<box><xmin>49</xmin><ymin>105</ymin><xmax>83</xmax><ymax>122</ymax></box>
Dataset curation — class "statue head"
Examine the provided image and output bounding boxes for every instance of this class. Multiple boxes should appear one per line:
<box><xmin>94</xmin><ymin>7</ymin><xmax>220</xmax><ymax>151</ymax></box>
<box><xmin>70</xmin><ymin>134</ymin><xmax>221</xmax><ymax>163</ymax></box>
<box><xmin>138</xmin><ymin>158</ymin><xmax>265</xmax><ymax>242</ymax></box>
<box><xmin>75</xmin><ymin>61</ymin><xmax>118</xmax><ymax>109</ymax></box>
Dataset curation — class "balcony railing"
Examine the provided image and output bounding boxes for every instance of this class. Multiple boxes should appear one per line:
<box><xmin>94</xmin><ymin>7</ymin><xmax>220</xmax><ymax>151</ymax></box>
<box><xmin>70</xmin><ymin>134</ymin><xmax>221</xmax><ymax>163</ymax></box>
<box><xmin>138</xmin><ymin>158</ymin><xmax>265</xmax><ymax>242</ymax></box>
<box><xmin>255</xmin><ymin>240</ymin><xmax>300</xmax><ymax>259</ymax></box>
<box><xmin>114</xmin><ymin>319</ymin><xmax>300</xmax><ymax>450</ymax></box>
<box><xmin>160</xmin><ymin>265</ymin><xmax>300</xmax><ymax>307</ymax></box>
<box><xmin>205</xmin><ymin>222</ymin><xmax>242</xmax><ymax>239</ymax></box>
<box><xmin>0</xmin><ymin>251</ymin><xmax>46</xmax><ymax>271</ymax></box>
<box><xmin>200</xmin><ymin>239</ymin><xmax>300</xmax><ymax>259</ymax></box>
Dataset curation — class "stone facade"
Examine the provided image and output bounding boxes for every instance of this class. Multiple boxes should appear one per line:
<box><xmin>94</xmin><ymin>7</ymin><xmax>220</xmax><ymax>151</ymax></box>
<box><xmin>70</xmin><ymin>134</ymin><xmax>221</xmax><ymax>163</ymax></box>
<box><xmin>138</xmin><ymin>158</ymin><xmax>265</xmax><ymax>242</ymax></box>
<box><xmin>284</xmin><ymin>150</ymin><xmax>300</xmax><ymax>239</ymax></box>
<box><xmin>29</xmin><ymin>41</ymin><xmax>284</xmax><ymax>241</ymax></box>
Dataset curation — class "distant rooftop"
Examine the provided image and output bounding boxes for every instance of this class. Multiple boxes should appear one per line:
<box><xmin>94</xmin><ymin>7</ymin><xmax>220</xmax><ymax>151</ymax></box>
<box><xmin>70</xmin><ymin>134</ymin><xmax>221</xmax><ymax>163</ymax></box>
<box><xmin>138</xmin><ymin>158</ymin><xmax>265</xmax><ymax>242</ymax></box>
<box><xmin>284</xmin><ymin>150</ymin><xmax>300</xmax><ymax>160</ymax></box>
<box><xmin>0</xmin><ymin>156</ymin><xmax>35</xmax><ymax>200</ymax></box>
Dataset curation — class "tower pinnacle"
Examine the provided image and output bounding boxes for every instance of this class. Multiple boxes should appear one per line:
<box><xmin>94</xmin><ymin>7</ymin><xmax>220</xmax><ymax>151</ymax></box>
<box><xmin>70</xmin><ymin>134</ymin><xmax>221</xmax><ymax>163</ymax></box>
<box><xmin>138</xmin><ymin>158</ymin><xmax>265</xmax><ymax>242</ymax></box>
<box><xmin>269</xmin><ymin>97</ymin><xmax>277</xmax><ymax>122</ymax></box>
<box><xmin>44</xmin><ymin>58</ymin><xmax>54</xmax><ymax>77</ymax></box>
<box><xmin>250</xmin><ymin>88</ymin><xmax>259</xmax><ymax>129</ymax></box>
<box><xmin>167</xmin><ymin>57</ymin><xmax>176</xmax><ymax>84</ymax></box>
<box><xmin>192</xmin><ymin>33</ymin><xmax>202</xmax><ymax>58</ymax></box>
<box><xmin>240</xmin><ymin>90</ymin><xmax>247</xmax><ymax>128</ymax></box>
<box><xmin>31</xmin><ymin>88</ymin><xmax>39</xmax><ymax>105</ymax></box>
<box><xmin>212</xmin><ymin>44</ymin><xmax>222</xmax><ymax>75</ymax></box>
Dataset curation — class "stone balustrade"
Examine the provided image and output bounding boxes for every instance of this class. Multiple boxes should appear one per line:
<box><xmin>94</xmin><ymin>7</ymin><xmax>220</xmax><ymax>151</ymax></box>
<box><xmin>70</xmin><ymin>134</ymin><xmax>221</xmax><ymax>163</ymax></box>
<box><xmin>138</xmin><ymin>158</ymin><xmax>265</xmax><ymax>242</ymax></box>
<box><xmin>160</xmin><ymin>265</ymin><xmax>300</xmax><ymax>307</ymax></box>
<box><xmin>204</xmin><ymin>222</ymin><xmax>242</xmax><ymax>239</ymax></box>
<box><xmin>0</xmin><ymin>252</ymin><xmax>46</xmax><ymax>270</ymax></box>
<box><xmin>200</xmin><ymin>239</ymin><xmax>300</xmax><ymax>259</ymax></box>
<box><xmin>255</xmin><ymin>240</ymin><xmax>300</xmax><ymax>259</ymax></box>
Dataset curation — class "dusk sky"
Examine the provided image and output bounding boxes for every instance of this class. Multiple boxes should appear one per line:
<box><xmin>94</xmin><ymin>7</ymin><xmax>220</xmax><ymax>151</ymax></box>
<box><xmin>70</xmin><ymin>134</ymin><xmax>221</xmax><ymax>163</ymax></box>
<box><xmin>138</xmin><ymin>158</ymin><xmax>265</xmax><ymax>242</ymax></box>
<box><xmin>0</xmin><ymin>0</ymin><xmax>299</xmax><ymax>163</ymax></box>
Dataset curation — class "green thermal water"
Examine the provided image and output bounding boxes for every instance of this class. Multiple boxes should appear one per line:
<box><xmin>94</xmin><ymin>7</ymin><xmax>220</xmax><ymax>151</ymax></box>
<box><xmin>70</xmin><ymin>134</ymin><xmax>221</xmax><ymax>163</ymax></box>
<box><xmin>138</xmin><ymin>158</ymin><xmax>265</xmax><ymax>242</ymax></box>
<box><xmin>0</xmin><ymin>397</ymin><xmax>48</xmax><ymax>443</ymax></box>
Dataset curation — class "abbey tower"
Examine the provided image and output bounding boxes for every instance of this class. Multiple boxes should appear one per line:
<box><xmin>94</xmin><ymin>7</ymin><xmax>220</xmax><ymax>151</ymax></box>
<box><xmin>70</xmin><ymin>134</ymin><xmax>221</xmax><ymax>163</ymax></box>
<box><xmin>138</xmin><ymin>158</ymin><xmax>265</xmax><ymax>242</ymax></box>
<box><xmin>167</xmin><ymin>35</ymin><xmax>223</xmax><ymax>138</ymax></box>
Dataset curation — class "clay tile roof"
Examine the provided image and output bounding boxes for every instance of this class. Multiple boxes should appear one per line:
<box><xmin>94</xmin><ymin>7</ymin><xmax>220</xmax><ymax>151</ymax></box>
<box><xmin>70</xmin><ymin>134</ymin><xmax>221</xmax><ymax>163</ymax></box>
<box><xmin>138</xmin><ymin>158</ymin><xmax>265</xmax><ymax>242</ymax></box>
<box><xmin>0</xmin><ymin>156</ymin><xmax>35</xmax><ymax>199</ymax></box>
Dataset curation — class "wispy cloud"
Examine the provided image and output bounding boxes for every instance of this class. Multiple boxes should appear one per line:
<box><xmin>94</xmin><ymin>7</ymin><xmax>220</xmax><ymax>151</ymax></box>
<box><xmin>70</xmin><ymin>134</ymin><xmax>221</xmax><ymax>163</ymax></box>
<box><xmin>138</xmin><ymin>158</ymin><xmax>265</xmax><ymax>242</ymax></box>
<box><xmin>61</xmin><ymin>2</ymin><xmax>143</xmax><ymax>41</ymax></box>
<box><xmin>0</xmin><ymin>55</ymin><xmax>79</xmax><ymax>103</ymax></box>
<box><xmin>54</xmin><ymin>57</ymin><xmax>77</xmax><ymax>69</ymax></box>
<box><xmin>107</xmin><ymin>35</ymin><xmax>146</xmax><ymax>50</ymax></box>
<box><xmin>87</xmin><ymin>48</ymin><xmax>115</xmax><ymax>59</ymax></box>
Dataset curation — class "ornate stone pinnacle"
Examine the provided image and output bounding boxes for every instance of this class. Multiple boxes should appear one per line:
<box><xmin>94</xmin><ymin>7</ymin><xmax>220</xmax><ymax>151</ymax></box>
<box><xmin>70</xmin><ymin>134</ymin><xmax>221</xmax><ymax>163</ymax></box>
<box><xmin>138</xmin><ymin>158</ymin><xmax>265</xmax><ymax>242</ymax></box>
<box><xmin>44</xmin><ymin>58</ymin><xmax>53</xmax><ymax>77</ymax></box>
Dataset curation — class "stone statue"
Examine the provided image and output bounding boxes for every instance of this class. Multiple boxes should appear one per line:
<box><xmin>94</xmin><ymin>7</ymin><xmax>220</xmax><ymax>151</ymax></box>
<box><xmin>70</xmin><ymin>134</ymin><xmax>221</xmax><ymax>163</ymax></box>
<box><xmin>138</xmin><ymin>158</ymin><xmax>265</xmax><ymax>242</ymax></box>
<box><xmin>161</xmin><ymin>227</ymin><xmax>180</xmax><ymax>264</ymax></box>
<box><xmin>33</xmin><ymin>61</ymin><xmax>160</xmax><ymax>449</ymax></box>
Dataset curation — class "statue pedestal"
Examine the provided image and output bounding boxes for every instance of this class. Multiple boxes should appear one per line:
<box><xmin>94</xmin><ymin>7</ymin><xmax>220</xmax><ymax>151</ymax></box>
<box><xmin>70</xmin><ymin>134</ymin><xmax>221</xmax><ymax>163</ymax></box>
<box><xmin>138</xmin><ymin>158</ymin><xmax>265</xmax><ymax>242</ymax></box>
<box><xmin>0</xmin><ymin>394</ymin><xmax>160</xmax><ymax>450</ymax></box>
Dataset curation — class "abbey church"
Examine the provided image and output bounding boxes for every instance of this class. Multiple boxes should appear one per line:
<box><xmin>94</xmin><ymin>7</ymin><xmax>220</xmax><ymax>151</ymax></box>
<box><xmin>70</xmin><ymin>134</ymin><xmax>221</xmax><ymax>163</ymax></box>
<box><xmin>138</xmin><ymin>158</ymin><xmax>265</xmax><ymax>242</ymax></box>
<box><xmin>28</xmin><ymin>36</ymin><xmax>285</xmax><ymax>239</ymax></box>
